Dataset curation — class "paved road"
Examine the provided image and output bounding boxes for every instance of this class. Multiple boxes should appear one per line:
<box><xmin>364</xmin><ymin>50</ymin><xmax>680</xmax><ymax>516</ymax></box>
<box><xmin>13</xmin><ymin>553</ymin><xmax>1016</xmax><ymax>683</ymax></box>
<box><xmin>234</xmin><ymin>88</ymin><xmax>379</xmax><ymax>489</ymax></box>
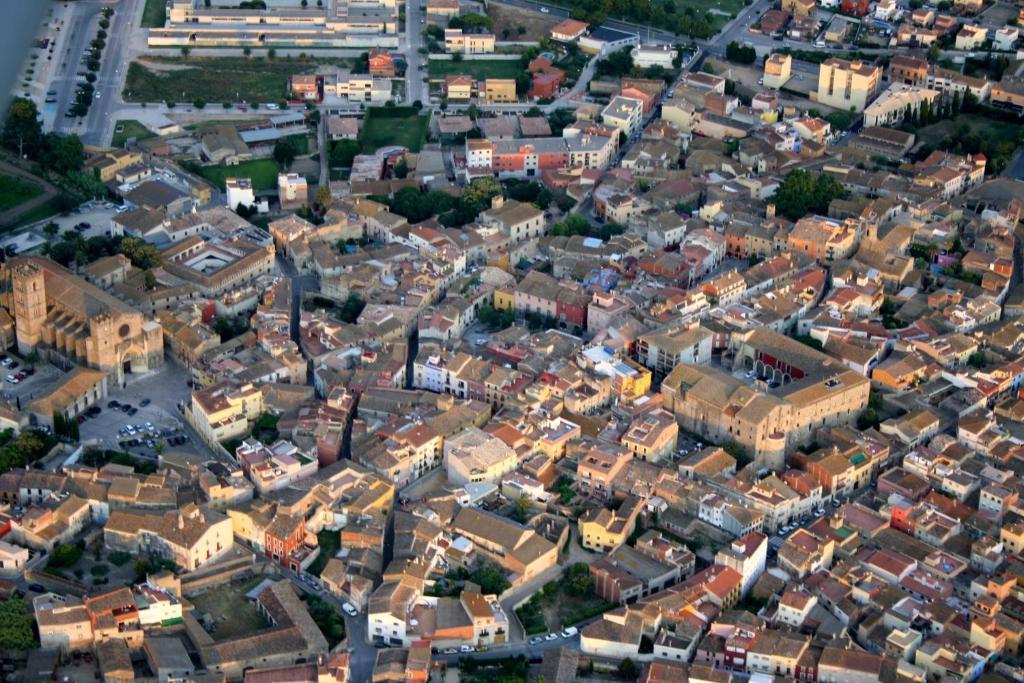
<box><xmin>1003</xmin><ymin>148</ymin><xmax>1024</xmax><ymax>181</ymax></box>
<box><xmin>319</xmin><ymin>112</ymin><xmax>329</xmax><ymax>187</ymax></box>
<box><xmin>405</xmin><ymin>0</ymin><xmax>427</xmax><ymax>106</ymax></box>
<box><xmin>48</xmin><ymin>0</ymin><xmax>101</xmax><ymax>135</ymax></box>
<box><xmin>51</xmin><ymin>0</ymin><xmax>141</xmax><ymax>145</ymax></box>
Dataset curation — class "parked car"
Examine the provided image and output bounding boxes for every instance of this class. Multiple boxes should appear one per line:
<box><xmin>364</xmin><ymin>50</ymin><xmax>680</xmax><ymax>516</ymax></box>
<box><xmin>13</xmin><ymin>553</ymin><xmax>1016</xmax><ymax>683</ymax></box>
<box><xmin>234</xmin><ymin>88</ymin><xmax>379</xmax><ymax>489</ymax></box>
<box><xmin>108</xmin><ymin>400</ymin><xmax>120</xmax><ymax>408</ymax></box>
<box><xmin>4</xmin><ymin>375</ymin><xmax>17</xmax><ymax>384</ymax></box>
<box><xmin>459</xmin><ymin>645</ymin><xmax>475</xmax><ymax>653</ymax></box>
<box><xmin>529</xmin><ymin>636</ymin><xmax>544</xmax><ymax>645</ymax></box>
<box><xmin>545</xmin><ymin>633</ymin><xmax>559</xmax><ymax>641</ymax></box>
<box><xmin>342</xmin><ymin>603</ymin><xmax>359</xmax><ymax>617</ymax></box>
<box><xmin>140</xmin><ymin>398</ymin><xmax>151</xmax><ymax>407</ymax></box>
<box><xmin>561</xmin><ymin>626</ymin><xmax>579</xmax><ymax>638</ymax></box>
<box><xmin>28</xmin><ymin>583</ymin><xmax>46</xmax><ymax>593</ymax></box>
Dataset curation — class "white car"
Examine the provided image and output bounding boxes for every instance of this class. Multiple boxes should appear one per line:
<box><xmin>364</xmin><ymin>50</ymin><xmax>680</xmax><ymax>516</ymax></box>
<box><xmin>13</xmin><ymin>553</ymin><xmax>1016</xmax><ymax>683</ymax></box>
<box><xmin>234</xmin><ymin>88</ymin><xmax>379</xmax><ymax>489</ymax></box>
<box><xmin>4</xmin><ymin>375</ymin><xmax>17</xmax><ymax>384</ymax></box>
<box><xmin>544</xmin><ymin>633</ymin><xmax>559</xmax><ymax>641</ymax></box>
<box><xmin>342</xmin><ymin>602</ymin><xmax>358</xmax><ymax>617</ymax></box>
<box><xmin>540</xmin><ymin>7</ymin><xmax>549</xmax><ymax>13</ymax></box>
<box><xmin>459</xmin><ymin>645</ymin><xmax>475</xmax><ymax>653</ymax></box>
<box><xmin>560</xmin><ymin>626</ymin><xmax>578</xmax><ymax>638</ymax></box>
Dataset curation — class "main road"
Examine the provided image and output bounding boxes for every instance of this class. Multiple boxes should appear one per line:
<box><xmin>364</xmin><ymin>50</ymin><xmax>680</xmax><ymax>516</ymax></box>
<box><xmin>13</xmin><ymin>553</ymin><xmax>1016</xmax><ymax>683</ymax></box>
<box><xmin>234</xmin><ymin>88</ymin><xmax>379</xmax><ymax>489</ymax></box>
<box><xmin>50</xmin><ymin>0</ymin><xmax>141</xmax><ymax>145</ymax></box>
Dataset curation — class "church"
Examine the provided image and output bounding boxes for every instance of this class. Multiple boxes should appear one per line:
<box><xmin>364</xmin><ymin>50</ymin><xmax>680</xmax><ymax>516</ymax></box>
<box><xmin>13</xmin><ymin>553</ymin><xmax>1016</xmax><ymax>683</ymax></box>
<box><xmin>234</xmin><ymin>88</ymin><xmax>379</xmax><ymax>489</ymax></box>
<box><xmin>0</xmin><ymin>257</ymin><xmax>163</xmax><ymax>384</ymax></box>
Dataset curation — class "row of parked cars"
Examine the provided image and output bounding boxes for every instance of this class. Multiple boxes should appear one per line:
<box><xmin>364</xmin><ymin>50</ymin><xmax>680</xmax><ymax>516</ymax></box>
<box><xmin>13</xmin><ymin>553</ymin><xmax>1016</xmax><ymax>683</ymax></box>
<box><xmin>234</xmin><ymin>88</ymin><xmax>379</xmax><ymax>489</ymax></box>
<box><xmin>527</xmin><ymin>626</ymin><xmax>579</xmax><ymax>647</ymax></box>
<box><xmin>2</xmin><ymin>354</ymin><xmax>36</xmax><ymax>384</ymax></box>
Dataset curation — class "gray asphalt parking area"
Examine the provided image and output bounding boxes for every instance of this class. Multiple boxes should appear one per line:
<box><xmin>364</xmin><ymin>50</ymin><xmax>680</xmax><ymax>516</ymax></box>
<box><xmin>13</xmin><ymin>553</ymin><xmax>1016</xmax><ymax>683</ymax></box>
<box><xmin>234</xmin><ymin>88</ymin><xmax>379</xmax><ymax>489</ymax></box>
<box><xmin>78</xmin><ymin>360</ymin><xmax>211</xmax><ymax>460</ymax></box>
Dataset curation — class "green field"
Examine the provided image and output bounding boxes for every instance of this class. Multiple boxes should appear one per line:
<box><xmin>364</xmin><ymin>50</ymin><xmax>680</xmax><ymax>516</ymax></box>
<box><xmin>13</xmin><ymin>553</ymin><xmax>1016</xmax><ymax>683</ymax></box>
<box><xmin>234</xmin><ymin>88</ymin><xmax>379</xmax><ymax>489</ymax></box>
<box><xmin>141</xmin><ymin>0</ymin><xmax>167</xmax><ymax>28</ymax></box>
<box><xmin>0</xmin><ymin>176</ymin><xmax>43</xmax><ymax>213</ymax></box>
<box><xmin>124</xmin><ymin>57</ymin><xmax>316</xmax><ymax>103</ymax></box>
<box><xmin>360</xmin><ymin>106</ymin><xmax>429</xmax><ymax>153</ymax></box>
<box><xmin>914</xmin><ymin>114</ymin><xmax>1021</xmax><ymax>147</ymax></box>
<box><xmin>427</xmin><ymin>58</ymin><xmax>523</xmax><ymax>80</ymax></box>
<box><xmin>111</xmin><ymin>120</ymin><xmax>156</xmax><ymax>147</ymax></box>
<box><xmin>199</xmin><ymin>158</ymin><xmax>281</xmax><ymax>191</ymax></box>
<box><xmin>543</xmin><ymin>0</ymin><xmax>741</xmax><ymax>32</ymax></box>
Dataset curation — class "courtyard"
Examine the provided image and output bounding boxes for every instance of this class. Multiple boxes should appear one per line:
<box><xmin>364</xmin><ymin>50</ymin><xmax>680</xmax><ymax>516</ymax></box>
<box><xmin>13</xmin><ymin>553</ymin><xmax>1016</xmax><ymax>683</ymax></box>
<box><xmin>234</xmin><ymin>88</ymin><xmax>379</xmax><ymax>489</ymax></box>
<box><xmin>188</xmin><ymin>575</ymin><xmax>271</xmax><ymax>641</ymax></box>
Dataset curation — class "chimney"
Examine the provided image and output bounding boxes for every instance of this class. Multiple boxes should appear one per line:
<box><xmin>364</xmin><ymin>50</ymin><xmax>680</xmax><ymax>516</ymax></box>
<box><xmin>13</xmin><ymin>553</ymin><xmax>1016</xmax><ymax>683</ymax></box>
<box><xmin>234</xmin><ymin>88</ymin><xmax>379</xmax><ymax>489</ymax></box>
<box><xmin>491</xmin><ymin>196</ymin><xmax>505</xmax><ymax>210</ymax></box>
<box><xmin>766</xmin><ymin>204</ymin><xmax>776</xmax><ymax>219</ymax></box>
<box><xmin>178</xmin><ymin>512</ymin><xmax>184</xmax><ymax>530</ymax></box>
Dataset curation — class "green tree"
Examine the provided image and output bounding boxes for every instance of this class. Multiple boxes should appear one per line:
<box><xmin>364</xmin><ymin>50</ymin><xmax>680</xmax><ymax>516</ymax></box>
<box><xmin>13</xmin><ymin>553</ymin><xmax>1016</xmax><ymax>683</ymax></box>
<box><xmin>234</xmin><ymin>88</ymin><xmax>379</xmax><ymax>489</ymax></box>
<box><xmin>49</xmin><ymin>543</ymin><xmax>83</xmax><ymax>569</ymax></box>
<box><xmin>339</xmin><ymin>293</ymin><xmax>366</xmax><ymax>323</ymax></box>
<box><xmin>595</xmin><ymin>47</ymin><xmax>634</xmax><ymax>78</ymax></box>
<box><xmin>2</xmin><ymin>97</ymin><xmax>42</xmax><ymax>159</ymax></box>
<box><xmin>39</xmin><ymin>133</ymin><xmax>85</xmax><ymax>175</ymax></box>
<box><xmin>617</xmin><ymin>658</ymin><xmax>638</xmax><ymax>680</ymax></box>
<box><xmin>566</xmin><ymin>562</ymin><xmax>594</xmax><ymax>595</ymax></box>
<box><xmin>470</xmin><ymin>563</ymin><xmax>511</xmax><ymax>595</ymax></box>
<box><xmin>329</xmin><ymin>139</ymin><xmax>360</xmax><ymax>167</ymax></box>
<box><xmin>42</xmin><ymin>222</ymin><xmax>58</xmax><ymax>238</ymax></box>
<box><xmin>0</xmin><ymin>598</ymin><xmax>38</xmax><ymax>651</ymax></box>
<box><xmin>550</xmin><ymin>214</ymin><xmax>590</xmax><ymax>237</ymax></box>
<box><xmin>770</xmin><ymin>169</ymin><xmax>848</xmax><ymax>221</ymax></box>
<box><xmin>725</xmin><ymin>41</ymin><xmax>757</xmax><ymax>64</ymax></box>
<box><xmin>315</xmin><ymin>184</ymin><xmax>333</xmax><ymax>209</ymax></box>
<box><xmin>393</xmin><ymin>157</ymin><xmax>408</xmax><ymax>179</ymax></box>
<box><xmin>462</xmin><ymin>176</ymin><xmax>501</xmax><ymax>207</ymax></box>
<box><xmin>273</xmin><ymin>138</ymin><xmax>297</xmax><ymax>169</ymax></box>
<box><xmin>119</xmin><ymin>237</ymin><xmax>162</xmax><ymax>269</ymax></box>
<box><xmin>144</xmin><ymin>270</ymin><xmax>157</xmax><ymax>291</ymax></box>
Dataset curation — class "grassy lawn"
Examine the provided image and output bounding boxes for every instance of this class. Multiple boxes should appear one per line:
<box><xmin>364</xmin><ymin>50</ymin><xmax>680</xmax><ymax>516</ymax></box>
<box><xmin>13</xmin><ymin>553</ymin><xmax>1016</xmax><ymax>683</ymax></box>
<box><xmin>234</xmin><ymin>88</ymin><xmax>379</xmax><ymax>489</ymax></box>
<box><xmin>111</xmin><ymin>120</ymin><xmax>155</xmax><ymax>148</ymax></box>
<box><xmin>190</xmin><ymin>576</ymin><xmax>270</xmax><ymax>641</ymax></box>
<box><xmin>306</xmin><ymin>530</ymin><xmax>340</xmax><ymax>577</ymax></box>
<box><xmin>141</xmin><ymin>0</ymin><xmax>167</xmax><ymax>28</ymax></box>
<box><xmin>124</xmin><ymin>57</ymin><xmax>317</xmax><ymax>103</ymax></box>
<box><xmin>360</xmin><ymin>106</ymin><xmax>429</xmax><ymax>153</ymax></box>
<box><xmin>427</xmin><ymin>58</ymin><xmax>523</xmax><ymax>80</ymax></box>
<box><xmin>0</xmin><ymin>176</ymin><xmax>43</xmax><ymax>213</ymax></box>
<box><xmin>199</xmin><ymin>158</ymin><xmax>281</xmax><ymax>191</ymax></box>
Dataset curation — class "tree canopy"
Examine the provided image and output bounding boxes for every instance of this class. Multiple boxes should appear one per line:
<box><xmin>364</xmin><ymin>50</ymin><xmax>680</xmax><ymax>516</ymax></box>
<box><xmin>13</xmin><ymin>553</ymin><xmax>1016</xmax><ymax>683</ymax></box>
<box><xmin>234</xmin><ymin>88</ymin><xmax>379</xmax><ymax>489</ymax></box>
<box><xmin>2</xmin><ymin>98</ymin><xmax>43</xmax><ymax>158</ymax></box>
<box><xmin>770</xmin><ymin>170</ymin><xmax>848</xmax><ymax>220</ymax></box>
<box><xmin>273</xmin><ymin>138</ymin><xmax>297</xmax><ymax>169</ymax></box>
<box><xmin>0</xmin><ymin>596</ymin><xmax>37</xmax><ymax>651</ymax></box>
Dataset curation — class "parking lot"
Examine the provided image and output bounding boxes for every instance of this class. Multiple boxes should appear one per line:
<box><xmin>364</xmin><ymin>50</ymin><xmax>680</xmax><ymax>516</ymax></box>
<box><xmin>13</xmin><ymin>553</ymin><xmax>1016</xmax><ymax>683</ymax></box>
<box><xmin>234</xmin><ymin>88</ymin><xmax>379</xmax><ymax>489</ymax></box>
<box><xmin>0</xmin><ymin>354</ymin><xmax>64</xmax><ymax>405</ymax></box>
<box><xmin>44</xmin><ymin>201</ymin><xmax>122</xmax><ymax>239</ymax></box>
<box><xmin>78</xmin><ymin>360</ymin><xmax>214</xmax><ymax>461</ymax></box>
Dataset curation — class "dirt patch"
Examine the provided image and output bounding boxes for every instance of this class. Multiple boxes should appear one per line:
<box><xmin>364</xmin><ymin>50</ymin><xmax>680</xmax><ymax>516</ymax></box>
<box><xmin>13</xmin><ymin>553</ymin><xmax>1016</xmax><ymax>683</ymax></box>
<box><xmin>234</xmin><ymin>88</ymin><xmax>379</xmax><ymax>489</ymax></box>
<box><xmin>136</xmin><ymin>58</ymin><xmax>193</xmax><ymax>73</ymax></box>
<box><xmin>487</xmin><ymin>4</ymin><xmax>559</xmax><ymax>42</ymax></box>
